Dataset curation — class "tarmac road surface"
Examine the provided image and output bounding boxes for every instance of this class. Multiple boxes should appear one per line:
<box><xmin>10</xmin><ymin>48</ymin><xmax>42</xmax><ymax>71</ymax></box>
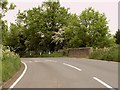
<box><xmin>11</xmin><ymin>58</ymin><xmax>118</xmax><ymax>89</ymax></box>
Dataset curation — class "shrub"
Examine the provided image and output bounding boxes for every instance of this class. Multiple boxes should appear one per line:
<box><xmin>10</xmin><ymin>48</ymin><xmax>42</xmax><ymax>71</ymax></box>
<box><xmin>89</xmin><ymin>46</ymin><xmax>119</xmax><ymax>62</ymax></box>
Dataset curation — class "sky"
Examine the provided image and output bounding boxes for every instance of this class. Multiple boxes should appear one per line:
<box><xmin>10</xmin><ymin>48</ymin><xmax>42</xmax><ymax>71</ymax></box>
<box><xmin>4</xmin><ymin>0</ymin><xmax>119</xmax><ymax>34</ymax></box>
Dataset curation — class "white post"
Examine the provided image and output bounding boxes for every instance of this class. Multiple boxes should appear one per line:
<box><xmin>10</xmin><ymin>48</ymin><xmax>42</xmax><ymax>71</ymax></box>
<box><xmin>40</xmin><ymin>52</ymin><xmax>42</xmax><ymax>55</ymax></box>
<box><xmin>49</xmin><ymin>51</ymin><xmax>51</xmax><ymax>54</ymax></box>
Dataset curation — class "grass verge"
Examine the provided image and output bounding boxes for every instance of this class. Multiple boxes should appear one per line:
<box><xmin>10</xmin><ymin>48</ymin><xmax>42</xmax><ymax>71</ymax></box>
<box><xmin>2</xmin><ymin>46</ymin><xmax>21</xmax><ymax>82</ymax></box>
<box><xmin>89</xmin><ymin>45</ymin><xmax>119</xmax><ymax>62</ymax></box>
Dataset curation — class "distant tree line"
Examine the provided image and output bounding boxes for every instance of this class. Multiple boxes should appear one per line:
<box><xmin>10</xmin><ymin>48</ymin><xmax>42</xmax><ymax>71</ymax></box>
<box><xmin>2</xmin><ymin>0</ymin><xmax>118</xmax><ymax>56</ymax></box>
<box><xmin>114</xmin><ymin>29</ymin><xmax>120</xmax><ymax>44</ymax></box>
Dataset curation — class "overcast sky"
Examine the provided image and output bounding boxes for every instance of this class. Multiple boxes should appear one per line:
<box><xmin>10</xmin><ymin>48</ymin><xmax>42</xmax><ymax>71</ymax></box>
<box><xmin>4</xmin><ymin>0</ymin><xmax>119</xmax><ymax>34</ymax></box>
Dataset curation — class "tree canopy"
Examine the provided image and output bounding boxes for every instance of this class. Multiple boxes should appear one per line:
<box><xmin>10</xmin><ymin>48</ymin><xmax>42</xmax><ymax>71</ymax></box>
<box><xmin>0</xmin><ymin>0</ymin><xmax>16</xmax><ymax>44</ymax></box>
<box><xmin>2</xmin><ymin>0</ymin><xmax>116</xmax><ymax>56</ymax></box>
<box><xmin>115</xmin><ymin>29</ymin><xmax>120</xmax><ymax>44</ymax></box>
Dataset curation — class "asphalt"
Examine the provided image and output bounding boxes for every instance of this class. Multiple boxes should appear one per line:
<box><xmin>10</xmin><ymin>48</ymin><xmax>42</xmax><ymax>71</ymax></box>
<box><xmin>11</xmin><ymin>58</ymin><xmax>118</xmax><ymax>89</ymax></box>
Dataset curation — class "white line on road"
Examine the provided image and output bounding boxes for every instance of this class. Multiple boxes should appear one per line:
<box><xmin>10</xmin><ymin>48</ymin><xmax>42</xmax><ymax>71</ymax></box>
<box><xmin>34</xmin><ymin>61</ymin><xmax>41</xmax><ymax>62</ymax></box>
<box><xmin>93</xmin><ymin>77</ymin><xmax>116</xmax><ymax>90</ymax></box>
<box><xmin>9</xmin><ymin>61</ymin><xmax>27</xmax><ymax>89</ymax></box>
<box><xmin>34</xmin><ymin>60</ymin><xmax>57</xmax><ymax>63</ymax></box>
<box><xmin>29</xmin><ymin>61</ymin><xmax>32</xmax><ymax>63</ymax></box>
<box><xmin>45</xmin><ymin>60</ymin><xmax>57</xmax><ymax>62</ymax></box>
<box><xmin>63</xmin><ymin>63</ymin><xmax>82</xmax><ymax>71</ymax></box>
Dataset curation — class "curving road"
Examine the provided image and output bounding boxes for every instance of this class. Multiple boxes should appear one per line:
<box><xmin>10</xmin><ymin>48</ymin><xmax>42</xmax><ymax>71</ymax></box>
<box><xmin>12</xmin><ymin>58</ymin><xmax>118</xmax><ymax>89</ymax></box>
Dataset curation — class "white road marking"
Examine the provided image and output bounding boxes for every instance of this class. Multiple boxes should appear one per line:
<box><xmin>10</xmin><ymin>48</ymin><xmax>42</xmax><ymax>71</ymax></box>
<box><xmin>34</xmin><ymin>61</ymin><xmax>41</xmax><ymax>62</ymax></box>
<box><xmin>29</xmin><ymin>61</ymin><xmax>32</xmax><ymax>63</ymax></box>
<box><xmin>45</xmin><ymin>60</ymin><xmax>57</xmax><ymax>62</ymax></box>
<box><xmin>9</xmin><ymin>61</ymin><xmax>27</xmax><ymax>89</ymax></box>
<box><xmin>0</xmin><ymin>86</ymin><xmax>2</xmax><ymax>90</ymax></box>
<box><xmin>93</xmin><ymin>77</ymin><xmax>115</xmax><ymax>90</ymax></box>
<box><xmin>34</xmin><ymin>60</ymin><xmax>57</xmax><ymax>63</ymax></box>
<box><xmin>63</xmin><ymin>63</ymin><xmax>82</xmax><ymax>71</ymax></box>
<box><xmin>45</xmin><ymin>60</ymin><xmax>52</xmax><ymax>62</ymax></box>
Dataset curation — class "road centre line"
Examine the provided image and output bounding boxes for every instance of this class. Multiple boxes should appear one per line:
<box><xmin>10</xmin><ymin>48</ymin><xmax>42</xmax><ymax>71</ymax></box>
<box><xmin>93</xmin><ymin>77</ymin><xmax>116</xmax><ymax>90</ymax></box>
<box><xmin>29</xmin><ymin>61</ymin><xmax>32</xmax><ymax>63</ymax></box>
<box><xmin>34</xmin><ymin>60</ymin><xmax>57</xmax><ymax>63</ymax></box>
<box><xmin>63</xmin><ymin>63</ymin><xmax>82</xmax><ymax>71</ymax></box>
<box><xmin>9</xmin><ymin>61</ymin><xmax>27</xmax><ymax>89</ymax></box>
<box><xmin>34</xmin><ymin>61</ymin><xmax>42</xmax><ymax>62</ymax></box>
<box><xmin>45</xmin><ymin>60</ymin><xmax>57</xmax><ymax>62</ymax></box>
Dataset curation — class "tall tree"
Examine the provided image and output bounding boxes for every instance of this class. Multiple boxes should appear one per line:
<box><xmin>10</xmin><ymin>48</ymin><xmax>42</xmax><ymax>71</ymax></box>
<box><xmin>64</xmin><ymin>7</ymin><xmax>115</xmax><ymax>48</ymax></box>
<box><xmin>64</xmin><ymin>14</ymin><xmax>81</xmax><ymax>48</ymax></box>
<box><xmin>79</xmin><ymin>7</ymin><xmax>110</xmax><ymax>48</ymax></box>
<box><xmin>0</xmin><ymin>0</ymin><xmax>16</xmax><ymax>44</ymax></box>
<box><xmin>42</xmin><ymin>0</ymin><xmax>70</xmax><ymax>51</ymax></box>
<box><xmin>115</xmin><ymin>29</ymin><xmax>120</xmax><ymax>44</ymax></box>
<box><xmin>12</xmin><ymin>0</ymin><xmax>70</xmax><ymax>55</ymax></box>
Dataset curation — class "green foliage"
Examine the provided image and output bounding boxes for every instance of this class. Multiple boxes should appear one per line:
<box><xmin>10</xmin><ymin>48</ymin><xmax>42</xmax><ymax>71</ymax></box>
<box><xmin>0</xmin><ymin>62</ymin><xmax>1</xmax><ymax>84</ymax></box>
<box><xmin>0</xmin><ymin>0</ymin><xmax>16</xmax><ymax>18</ymax></box>
<box><xmin>0</xmin><ymin>0</ymin><xmax>20</xmax><ymax>83</ymax></box>
<box><xmin>3</xmin><ymin>0</ymin><xmax>115</xmax><ymax>57</ymax></box>
<box><xmin>89</xmin><ymin>46</ymin><xmax>119</xmax><ymax>62</ymax></box>
<box><xmin>1</xmin><ymin>0</ymin><xmax>16</xmax><ymax>44</ymax></box>
<box><xmin>114</xmin><ymin>29</ymin><xmax>120</xmax><ymax>44</ymax></box>
<box><xmin>1</xmin><ymin>20</ymin><xmax>8</xmax><ymax>44</ymax></box>
<box><xmin>65</xmin><ymin>7</ymin><xmax>114</xmax><ymax>48</ymax></box>
<box><xmin>4</xmin><ymin>0</ymin><xmax>70</xmax><ymax>56</ymax></box>
<box><xmin>64</xmin><ymin>14</ymin><xmax>82</xmax><ymax>48</ymax></box>
<box><xmin>3</xmin><ymin>23</ymin><xmax>26</xmax><ymax>56</ymax></box>
<box><xmin>2</xmin><ymin>46</ymin><xmax>21</xmax><ymax>82</ymax></box>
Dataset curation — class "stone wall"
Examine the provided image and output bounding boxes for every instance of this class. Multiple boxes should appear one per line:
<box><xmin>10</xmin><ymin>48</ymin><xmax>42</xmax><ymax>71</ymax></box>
<box><xmin>67</xmin><ymin>47</ymin><xmax>93</xmax><ymax>58</ymax></box>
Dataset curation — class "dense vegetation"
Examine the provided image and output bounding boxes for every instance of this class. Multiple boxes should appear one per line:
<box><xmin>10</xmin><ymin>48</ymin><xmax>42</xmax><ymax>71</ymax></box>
<box><xmin>2</xmin><ymin>45</ymin><xmax>21</xmax><ymax>82</ymax></box>
<box><xmin>89</xmin><ymin>45</ymin><xmax>119</xmax><ymax>62</ymax></box>
<box><xmin>0</xmin><ymin>45</ymin><xmax>2</xmax><ymax>84</ymax></box>
<box><xmin>114</xmin><ymin>29</ymin><xmax>120</xmax><ymax>44</ymax></box>
<box><xmin>0</xmin><ymin>0</ymin><xmax>21</xmax><ymax>83</ymax></box>
<box><xmin>90</xmin><ymin>29</ymin><xmax>120</xmax><ymax>62</ymax></box>
<box><xmin>2</xmin><ymin>0</ymin><xmax>116</xmax><ymax>57</ymax></box>
<box><xmin>1</xmin><ymin>0</ymin><xmax>119</xmax><ymax>57</ymax></box>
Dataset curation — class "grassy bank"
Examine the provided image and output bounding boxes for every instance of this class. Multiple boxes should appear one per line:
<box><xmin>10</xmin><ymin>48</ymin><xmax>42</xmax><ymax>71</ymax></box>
<box><xmin>89</xmin><ymin>45</ymin><xmax>120</xmax><ymax>62</ymax></box>
<box><xmin>0</xmin><ymin>45</ymin><xmax>2</xmax><ymax>84</ymax></box>
<box><xmin>2</xmin><ymin>46</ymin><xmax>21</xmax><ymax>82</ymax></box>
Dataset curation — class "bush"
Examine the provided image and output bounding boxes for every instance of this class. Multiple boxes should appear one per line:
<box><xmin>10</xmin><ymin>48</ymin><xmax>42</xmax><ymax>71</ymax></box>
<box><xmin>103</xmin><ymin>46</ymin><xmax>118</xmax><ymax>61</ymax></box>
<box><xmin>2</xmin><ymin>46</ymin><xmax>21</xmax><ymax>82</ymax></box>
<box><xmin>89</xmin><ymin>46</ymin><xmax>119</xmax><ymax>62</ymax></box>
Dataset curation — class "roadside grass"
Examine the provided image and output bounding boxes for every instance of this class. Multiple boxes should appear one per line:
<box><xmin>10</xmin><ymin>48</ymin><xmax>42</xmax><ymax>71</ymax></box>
<box><xmin>0</xmin><ymin>45</ymin><xmax>2</xmax><ymax>84</ymax></box>
<box><xmin>89</xmin><ymin>45</ymin><xmax>119</xmax><ymax>62</ymax></box>
<box><xmin>2</xmin><ymin>46</ymin><xmax>21</xmax><ymax>82</ymax></box>
<box><xmin>0</xmin><ymin>59</ymin><xmax>2</xmax><ymax>85</ymax></box>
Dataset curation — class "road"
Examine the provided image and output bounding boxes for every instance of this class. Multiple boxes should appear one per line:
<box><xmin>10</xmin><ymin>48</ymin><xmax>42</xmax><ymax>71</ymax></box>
<box><xmin>11</xmin><ymin>58</ymin><xmax>118</xmax><ymax>89</ymax></box>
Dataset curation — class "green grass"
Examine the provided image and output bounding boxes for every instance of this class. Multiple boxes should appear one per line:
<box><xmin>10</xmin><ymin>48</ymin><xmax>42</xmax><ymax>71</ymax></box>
<box><xmin>0</xmin><ymin>60</ymin><xmax>2</xmax><ymax>84</ymax></box>
<box><xmin>89</xmin><ymin>45</ymin><xmax>119</xmax><ymax>62</ymax></box>
<box><xmin>0</xmin><ymin>45</ymin><xmax>2</xmax><ymax>84</ymax></box>
<box><xmin>2</xmin><ymin>46</ymin><xmax>21</xmax><ymax>82</ymax></box>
